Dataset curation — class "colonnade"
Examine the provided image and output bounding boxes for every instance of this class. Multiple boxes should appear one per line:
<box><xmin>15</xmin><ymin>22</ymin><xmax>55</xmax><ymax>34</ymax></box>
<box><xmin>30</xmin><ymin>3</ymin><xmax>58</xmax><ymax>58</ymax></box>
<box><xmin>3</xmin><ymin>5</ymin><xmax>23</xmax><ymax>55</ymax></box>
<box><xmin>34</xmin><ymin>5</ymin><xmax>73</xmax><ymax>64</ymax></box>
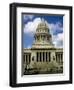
<box><xmin>23</xmin><ymin>52</ymin><xmax>63</xmax><ymax>64</ymax></box>
<box><xmin>36</xmin><ymin>52</ymin><xmax>51</xmax><ymax>62</ymax></box>
<box><xmin>56</xmin><ymin>53</ymin><xmax>63</xmax><ymax>63</ymax></box>
<box><xmin>23</xmin><ymin>53</ymin><xmax>31</xmax><ymax>64</ymax></box>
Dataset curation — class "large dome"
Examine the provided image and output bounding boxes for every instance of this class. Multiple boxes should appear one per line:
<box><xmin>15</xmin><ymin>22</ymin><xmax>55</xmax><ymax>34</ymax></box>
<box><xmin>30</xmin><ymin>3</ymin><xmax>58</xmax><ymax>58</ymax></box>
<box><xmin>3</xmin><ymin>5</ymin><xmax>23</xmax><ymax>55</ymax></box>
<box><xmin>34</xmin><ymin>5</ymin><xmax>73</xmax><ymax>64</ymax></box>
<box><xmin>32</xmin><ymin>18</ymin><xmax>54</xmax><ymax>48</ymax></box>
<box><xmin>36</xmin><ymin>20</ymin><xmax>49</xmax><ymax>31</ymax></box>
<box><xmin>37</xmin><ymin>22</ymin><xmax>48</xmax><ymax>29</ymax></box>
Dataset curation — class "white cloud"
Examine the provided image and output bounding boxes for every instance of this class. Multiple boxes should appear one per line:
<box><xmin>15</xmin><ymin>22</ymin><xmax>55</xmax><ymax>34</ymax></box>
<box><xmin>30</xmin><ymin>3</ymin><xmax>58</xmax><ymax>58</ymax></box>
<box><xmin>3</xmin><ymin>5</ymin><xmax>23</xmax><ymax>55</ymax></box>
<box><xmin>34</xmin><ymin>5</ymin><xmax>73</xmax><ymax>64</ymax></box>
<box><xmin>52</xmin><ymin>33</ymin><xmax>63</xmax><ymax>48</ymax></box>
<box><xmin>24</xmin><ymin>17</ymin><xmax>42</xmax><ymax>35</ymax></box>
<box><xmin>24</xmin><ymin>18</ymin><xmax>63</xmax><ymax>36</ymax></box>
<box><xmin>48</xmin><ymin>22</ymin><xmax>63</xmax><ymax>35</ymax></box>
<box><xmin>57</xmin><ymin>33</ymin><xmax>63</xmax><ymax>41</ymax></box>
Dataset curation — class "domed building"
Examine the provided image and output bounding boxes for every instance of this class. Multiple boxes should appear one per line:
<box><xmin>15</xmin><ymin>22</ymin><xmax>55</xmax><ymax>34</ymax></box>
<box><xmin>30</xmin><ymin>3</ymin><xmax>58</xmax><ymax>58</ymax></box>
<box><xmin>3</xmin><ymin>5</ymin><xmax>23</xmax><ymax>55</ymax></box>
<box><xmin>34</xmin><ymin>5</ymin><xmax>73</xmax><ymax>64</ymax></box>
<box><xmin>22</xmin><ymin>19</ymin><xmax>63</xmax><ymax>75</ymax></box>
<box><xmin>32</xmin><ymin>19</ymin><xmax>54</xmax><ymax>48</ymax></box>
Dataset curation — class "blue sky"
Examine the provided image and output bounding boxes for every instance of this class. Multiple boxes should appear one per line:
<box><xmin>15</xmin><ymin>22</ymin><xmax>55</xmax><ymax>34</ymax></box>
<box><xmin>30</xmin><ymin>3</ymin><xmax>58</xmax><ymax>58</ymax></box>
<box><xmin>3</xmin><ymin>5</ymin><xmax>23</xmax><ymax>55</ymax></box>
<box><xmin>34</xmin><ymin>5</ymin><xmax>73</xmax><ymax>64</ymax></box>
<box><xmin>22</xmin><ymin>14</ymin><xmax>63</xmax><ymax>48</ymax></box>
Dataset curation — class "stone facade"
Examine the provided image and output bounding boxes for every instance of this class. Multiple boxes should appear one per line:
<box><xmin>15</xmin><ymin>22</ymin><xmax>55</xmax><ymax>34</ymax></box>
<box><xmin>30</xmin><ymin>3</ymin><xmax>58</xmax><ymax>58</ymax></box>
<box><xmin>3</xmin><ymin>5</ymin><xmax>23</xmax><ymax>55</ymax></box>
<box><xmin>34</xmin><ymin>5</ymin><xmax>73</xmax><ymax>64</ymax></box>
<box><xmin>23</xmin><ymin>19</ymin><xmax>63</xmax><ymax>75</ymax></box>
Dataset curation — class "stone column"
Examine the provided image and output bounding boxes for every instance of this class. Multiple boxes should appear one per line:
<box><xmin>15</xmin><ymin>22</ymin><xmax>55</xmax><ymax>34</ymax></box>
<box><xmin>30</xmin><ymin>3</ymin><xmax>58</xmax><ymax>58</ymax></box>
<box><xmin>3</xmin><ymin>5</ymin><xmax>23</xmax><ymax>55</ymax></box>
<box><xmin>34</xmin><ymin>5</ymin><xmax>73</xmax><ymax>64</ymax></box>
<box><xmin>57</xmin><ymin>54</ymin><xmax>58</xmax><ymax>63</ymax></box>
<box><xmin>58</xmin><ymin>54</ymin><xmax>59</xmax><ymax>63</ymax></box>
<box><xmin>29</xmin><ymin>54</ymin><xmax>30</xmax><ymax>63</ymax></box>
<box><xmin>51</xmin><ymin>52</ymin><xmax>55</xmax><ymax>61</ymax></box>
<box><xmin>49</xmin><ymin>52</ymin><xmax>50</xmax><ymax>62</ymax></box>
<box><xmin>37</xmin><ymin>52</ymin><xmax>38</xmax><ymax>62</ymax></box>
<box><xmin>57</xmin><ymin>54</ymin><xmax>59</xmax><ymax>63</ymax></box>
<box><xmin>24</xmin><ymin>54</ymin><xmax>26</xmax><ymax>63</ymax></box>
<box><xmin>60</xmin><ymin>53</ymin><xmax>62</xmax><ymax>63</ymax></box>
<box><xmin>42</xmin><ymin>52</ymin><xmax>43</xmax><ymax>62</ymax></box>
<box><xmin>26</xmin><ymin>54</ymin><xmax>27</xmax><ymax>64</ymax></box>
<box><xmin>59</xmin><ymin>54</ymin><xmax>61</xmax><ymax>63</ymax></box>
<box><xmin>38</xmin><ymin>52</ymin><xmax>39</xmax><ymax>62</ymax></box>
<box><xmin>46</xmin><ymin>52</ymin><xmax>47</xmax><ymax>62</ymax></box>
<box><xmin>59</xmin><ymin>54</ymin><xmax>60</xmax><ymax>63</ymax></box>
<box><xmin>60</xmin><ymin>54</ymin><xmax>61</xmax><ymax>63</ymax></box>
<box><xmin>44</xmin><ymin>52</ymin><xmax>46</xmax><ymax>62</ymax></box>
<box><xmin>58</xmin><ymin>54</ymin><xmax>60</xmax><ymax>63</ymax></box>
<box><xmin>56</xmin><ymin>54</ymin><xmax>57</xmax><ymax>62</ymax></box>
<box><xmin>47</xmin><ymin>52</ymin><xmax>49</xmax><ymax>62</ymax></box>
<box><xmin>39</xmin><ymin>52</ymin><xmax>41</xmax><ymax>62</ymax></box>
<box><xmin>61</xmin><ymin>54</ymin><xmax>63</xmax><ymax>62</ymax></box>
<box><xmin>40</xmin><ymin>52</ymin><xmax>41</xmax><ymax>62</ymax></box>
<box><xmin>27</xmin><ymin>54</ymin><xmax>29</xmax><ymax>64</ymax></box>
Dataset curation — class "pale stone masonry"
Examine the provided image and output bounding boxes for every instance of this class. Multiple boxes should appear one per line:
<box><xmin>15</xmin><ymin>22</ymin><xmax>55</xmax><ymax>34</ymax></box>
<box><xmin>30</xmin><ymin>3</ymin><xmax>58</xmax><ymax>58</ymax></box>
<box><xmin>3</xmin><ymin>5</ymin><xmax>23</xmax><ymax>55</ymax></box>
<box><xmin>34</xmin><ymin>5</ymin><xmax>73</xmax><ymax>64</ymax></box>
<box><xmin>22</xmin><ymin>19</ymin><xmax>63</xmax><ymax>75</ymax></box>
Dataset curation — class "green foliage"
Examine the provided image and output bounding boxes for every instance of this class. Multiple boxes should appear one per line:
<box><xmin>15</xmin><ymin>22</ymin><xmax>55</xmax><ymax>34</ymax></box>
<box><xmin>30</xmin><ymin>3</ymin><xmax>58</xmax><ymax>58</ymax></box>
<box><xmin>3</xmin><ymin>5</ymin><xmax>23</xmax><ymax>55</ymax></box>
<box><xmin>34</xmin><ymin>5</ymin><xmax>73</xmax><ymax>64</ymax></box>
<box><xmin>24</xmin><ymin>61</ymin><xmax>63</xmax><ymax>75</ymax></box>
<box><xmin>30</xmin><ymin>61</ymin><xmax>63</xmax><ymax>74</ymax></box>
